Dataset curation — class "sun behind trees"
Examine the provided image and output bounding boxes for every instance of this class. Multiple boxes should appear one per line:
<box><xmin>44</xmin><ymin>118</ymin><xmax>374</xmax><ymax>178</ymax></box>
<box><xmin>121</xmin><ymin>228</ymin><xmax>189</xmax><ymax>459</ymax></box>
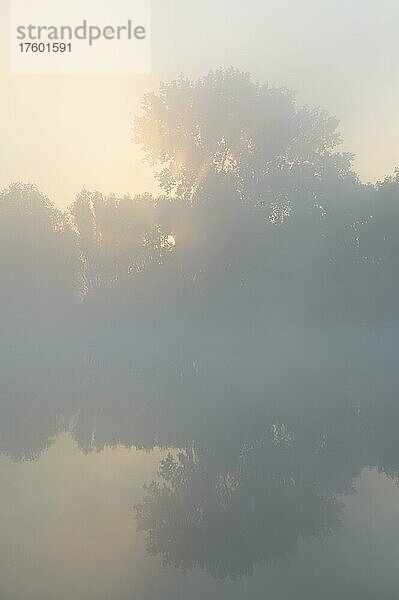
<box><xmin>1</xmin><ymin>67</ymin><xmax>399</xmax><ymax>331</ymax></box>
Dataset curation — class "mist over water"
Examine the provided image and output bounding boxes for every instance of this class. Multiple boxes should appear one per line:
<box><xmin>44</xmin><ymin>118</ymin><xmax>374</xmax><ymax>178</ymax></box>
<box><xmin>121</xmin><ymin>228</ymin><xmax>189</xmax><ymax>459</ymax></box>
<box><xmin>1</xmin><ymin>69</ymin><xmax>399</xmax><ymax>598</ymax></box>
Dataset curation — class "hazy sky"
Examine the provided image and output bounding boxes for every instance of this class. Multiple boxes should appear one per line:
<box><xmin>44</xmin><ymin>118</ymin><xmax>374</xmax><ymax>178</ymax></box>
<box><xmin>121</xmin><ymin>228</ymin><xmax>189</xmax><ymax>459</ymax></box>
<box><xmin>1</xmin><ymin>0</ymin><xmax>399</xmax><ymax>207</ymax></box>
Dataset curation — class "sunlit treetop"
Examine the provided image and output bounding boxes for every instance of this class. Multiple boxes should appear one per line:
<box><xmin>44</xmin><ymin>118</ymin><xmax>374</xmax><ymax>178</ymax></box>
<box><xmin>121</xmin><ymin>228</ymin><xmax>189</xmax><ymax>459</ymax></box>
<box><xmin>134</xmin><ymin>68</ymin><xmax>355</xmax><ymax>208</ymax></box>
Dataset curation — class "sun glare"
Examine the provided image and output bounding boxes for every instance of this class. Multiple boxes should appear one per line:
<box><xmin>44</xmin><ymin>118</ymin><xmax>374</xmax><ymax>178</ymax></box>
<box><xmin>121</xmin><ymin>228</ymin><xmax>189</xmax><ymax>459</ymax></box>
<box><xmin>166</xmin><ymin>234</ymin><xmax>176</xmax><ymax>247</ymax></box>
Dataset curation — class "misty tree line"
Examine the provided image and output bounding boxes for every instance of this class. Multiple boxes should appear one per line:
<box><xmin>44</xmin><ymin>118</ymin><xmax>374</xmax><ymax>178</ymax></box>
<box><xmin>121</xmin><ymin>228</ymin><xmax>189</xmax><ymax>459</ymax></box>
<box><xmin>1</xmin><ymin>68</ymin><xmax>399</xmax><ymax>330</ymax></box>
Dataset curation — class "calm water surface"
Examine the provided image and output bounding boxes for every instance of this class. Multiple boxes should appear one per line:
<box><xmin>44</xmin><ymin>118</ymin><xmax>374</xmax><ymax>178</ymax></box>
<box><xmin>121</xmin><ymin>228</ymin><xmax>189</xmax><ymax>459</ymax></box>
<box><xmin>1</xmin><ymin>325</ymin><xmax>399</xmax><ymax>599</ymax></box>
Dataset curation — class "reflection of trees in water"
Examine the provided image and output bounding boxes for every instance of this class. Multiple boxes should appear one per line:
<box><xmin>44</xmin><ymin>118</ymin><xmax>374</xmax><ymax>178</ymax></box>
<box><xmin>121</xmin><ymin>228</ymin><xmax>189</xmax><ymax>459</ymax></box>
<box><xmin>1</xmin><ymin>327</ymin><xmax>399</xmax><ymax>579</ymax></box>
<box><xmin>1</xmin><ymin>68</ymin><xmax>399</xmax><ymax>576</ymax></box>
<box><xmin>136</xmin><ymin>442</ymin><xmax>343</xmax><ymax>580</ymax></box>
<box><xmin>132</xmin><ymin>370</ymin><xmax>399</xmax><ymax>579</ymax></box>
<box><xmin>2</xmin><ymin>334</ymin><xmax>399</xmax><ymax>578</ymax></box>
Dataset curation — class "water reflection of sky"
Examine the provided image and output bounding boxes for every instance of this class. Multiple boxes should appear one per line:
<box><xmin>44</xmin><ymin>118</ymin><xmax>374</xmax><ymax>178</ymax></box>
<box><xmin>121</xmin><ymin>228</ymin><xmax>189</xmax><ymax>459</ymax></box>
<box><xmin>0</xmin><ymin>435</ymin><xmax>398</xmax><ymax>600</ymax></box>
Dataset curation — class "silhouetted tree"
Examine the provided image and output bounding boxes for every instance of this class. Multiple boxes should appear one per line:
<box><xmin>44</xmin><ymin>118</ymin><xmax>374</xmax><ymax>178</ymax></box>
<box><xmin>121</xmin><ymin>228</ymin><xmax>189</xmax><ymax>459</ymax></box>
<box><xmin>0</xmin><ymin>183</ymin><xmax>79</xmax><ymax>320</ymax></box>
<box><xmin>134</xmin><ymin>68</ymin><xmax>355</xmax><ymax>214</ymax></box>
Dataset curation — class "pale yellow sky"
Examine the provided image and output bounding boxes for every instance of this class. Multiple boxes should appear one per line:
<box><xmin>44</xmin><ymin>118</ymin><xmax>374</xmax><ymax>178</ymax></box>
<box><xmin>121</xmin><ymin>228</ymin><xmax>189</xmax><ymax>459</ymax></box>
<box><xmin>2</xmin><ymin>0</ymin><xmax>399</xmax><ymax>208</ymax></box>
<box><xmin>0</xmin><ymin>70</ymin><xmax>161</xmax><ymax>207</ymax></box>
<box><xmin>0</xmin><ymin>1</ymin><xmax>160</xmax><ymax>207</ymax></box>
